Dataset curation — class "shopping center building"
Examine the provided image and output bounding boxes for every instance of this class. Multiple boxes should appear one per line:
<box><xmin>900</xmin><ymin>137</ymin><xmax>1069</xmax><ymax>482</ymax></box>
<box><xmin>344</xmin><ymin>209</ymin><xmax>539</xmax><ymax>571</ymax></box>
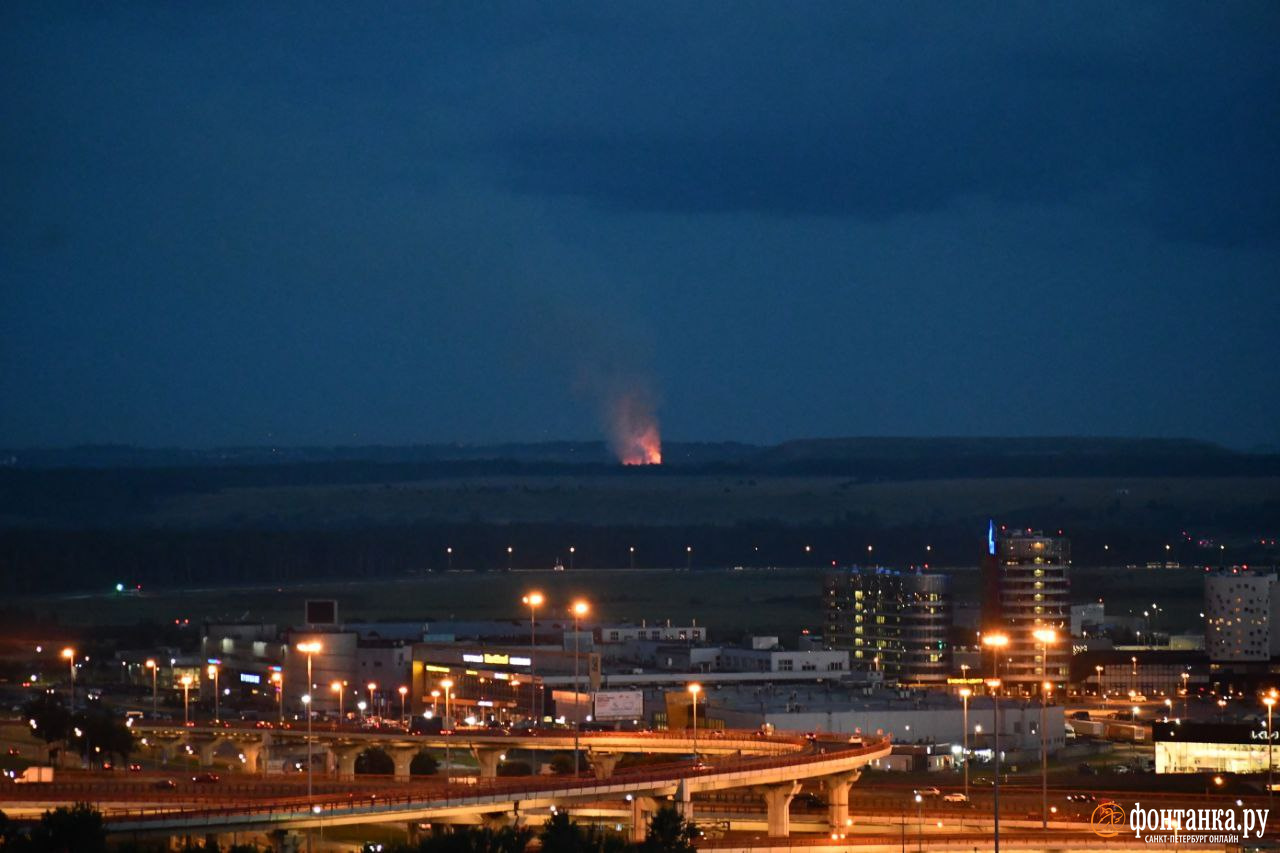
<box><xmin>1153</xmin><ymin>721</ymin><xmax>1278</xmax><ymax>774</ymax></box>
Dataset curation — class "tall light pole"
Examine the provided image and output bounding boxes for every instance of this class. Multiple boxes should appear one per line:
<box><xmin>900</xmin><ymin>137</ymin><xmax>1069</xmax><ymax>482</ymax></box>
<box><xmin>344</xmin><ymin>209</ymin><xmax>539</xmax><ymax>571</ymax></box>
<box><xmin>914</xmin><ymin>792</ymin><xmax>923</xmax><ymax>852</ymax></box>
<box><xmin>572</xmin><ymin>599</ymin><xmax>589</xmax><ymax>775</ymax></box>
<box><xmin>398</xmin><ymin>686</ymin><xmax>408</xmax><ymax>726</ymax></box>
<box><xmin>295</xmin><ymin>641</ymin><xmax>322</xmax><ymax>807</ymax></box>
<box><xmin>1182</xmin><ymin>672</ymin><xmax>1190</xmax><ymax>719</ymax></box>
<box><xmin>688</xmin><ymin>683</ymin><xmax>702</xmax><ymax>761</ymax></box>
<box><xmin>446</xmin><ymin>546</ymin><xmax>453</xmax><ymax>570</ymax></box>
<box><xmin>207</xmin><ymin>663</ymin><xmax>220</xmax><ymax>723</ymax></box>
<box><xmin>629</xmin><ymin>546</ymin><xmax>635</xmax><ymax>569</ymax></box>
<box><xmin>145</xmin><ymin>659</ymin><xmax>158</xmax><ymax>718</ymax></box>
<box><xmin>440</xmin><ymin>678</ymin><xmax>453</xmax><ymax>724</ymax></box>
<box><xmin>523</xmin><ymin>592</ymin><xmax>543</xmax><ymax>724</ymax></box>
<box><xmin>569</xmin><ymin>546</ymin><xmax>575</xmax><ymax>571</ymax></box>
<box><xmin>982</xmin><ymin>632</ymin><xmax>1009</xmax><ymax>853</ymax></box>
<box><xmin>1265</xmin><ymin>692</ymin><xmax>1277</xmax><ymax>804</ymax></box>
<box><xmin>430</xmin><ymin>690</ymin><xmax>440</xmax><ymax>715</ymax></box>
<box><xmin>61</xmin><ymin>648</ymin><xmax>76</xmax><ymax>709</ymax></box>
<box><xmin>685</xmin><ymin>545</ymin><xmax>692</xmax><ymax>570</ymax></box>
<box><xmin>271</xmin><ymin>670</ymin><xmax>283</xmax><ymax>724</ymax></box>
<box><xmin>958</xmin><ymin>687</ymin><xmax>971</xmax><ymax>802</ymax></box>
<box><xmin>180</xmin><ymin>675</ymin><xmax>193</xmax><ymax>726</ymax></box>
<box><xmin>506</xmin><ymin>545</ymin><xmax>513</xmax><ymax>570</ymax></box>
<box><xmin>1096</xmin><ymin>665</ymin><xmax>1104</xmax><ymax>698</ymax></box>
<box><xmin>331</xmin><ymin>681</ymin><xmax>344</xmax><ymax>721</ymax></box>
<box><xmin>1032</xmin><ymin>628</ymin><xmax>1057</xmax><ymax>831</ymax></box>
<box><xmin>1040</xmin><ymin>680</ymin><xmax>1052</xmax><ymax>829</ymax></box>
<box><xmin>367</xmin><ymin>682</ymin><xmax>378</xmax><ymax>718</ymax></box>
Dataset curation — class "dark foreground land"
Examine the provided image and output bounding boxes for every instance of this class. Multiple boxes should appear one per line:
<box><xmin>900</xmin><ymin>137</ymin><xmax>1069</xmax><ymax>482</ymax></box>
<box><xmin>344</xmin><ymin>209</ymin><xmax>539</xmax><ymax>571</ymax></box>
<box><xmin>0</xmin><ymin>437</ymin><xmax>1275</xmax><ymax>604</ymax></box>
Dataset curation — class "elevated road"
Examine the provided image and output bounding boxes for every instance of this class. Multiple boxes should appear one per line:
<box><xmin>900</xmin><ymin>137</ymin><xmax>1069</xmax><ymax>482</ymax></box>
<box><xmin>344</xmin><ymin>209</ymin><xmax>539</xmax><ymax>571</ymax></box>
<box><xmin>104</xmin><ymin>732</ymin><xmax>891</xmax><ymax>839</ymax></box>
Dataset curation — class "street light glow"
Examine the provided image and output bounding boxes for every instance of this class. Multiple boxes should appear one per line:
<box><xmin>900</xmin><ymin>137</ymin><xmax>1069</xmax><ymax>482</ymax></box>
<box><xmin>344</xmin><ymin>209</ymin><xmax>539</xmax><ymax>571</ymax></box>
<box><xmin>572</xmin><ymin>600</ymin><xmax>589</xmax><ymax>617</ymax></box>
<box><xmin>296</xmin><ymin>641</ymin><xmax>322</xmax><ymax>654</ymax></box>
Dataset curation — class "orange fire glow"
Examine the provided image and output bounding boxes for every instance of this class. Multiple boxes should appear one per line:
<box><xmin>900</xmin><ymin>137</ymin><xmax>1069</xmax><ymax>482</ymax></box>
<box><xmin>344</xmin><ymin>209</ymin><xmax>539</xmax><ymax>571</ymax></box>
<box><xmin>612</xmin><ymin>392</ymin><xmax>662</xmax><ymax>465</ymax></box>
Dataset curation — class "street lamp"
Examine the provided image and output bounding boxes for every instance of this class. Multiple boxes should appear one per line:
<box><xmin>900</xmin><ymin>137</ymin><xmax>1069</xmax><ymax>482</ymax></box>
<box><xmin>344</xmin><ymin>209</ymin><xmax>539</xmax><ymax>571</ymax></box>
<box><xmin>295</xmin><ymin>641</ymin><xmax>322</xmax><ymax>806</ymax></box>
<box><xmin>430</xmin><ymin>690</ymin><xmax>440</xmax><ymax>715</ymax></box>
<box><xmin>1182</xmin><ymin>671</ymin><xmax>1191</xmax><ymax>719</ymax></box>
<box><xmin>367</xmin><ymin>683</ymin><xmax>378</xmax><ymax>718</ymax></box>
<box><xmin>180</xmin><ymin>675</ymin><xmax>193</xmax><ymax>726</ymax></box>
<box><xmin>982</xmin><ymin>632</ymin><xmax>1009</xmax><ymax>853</ymax></box>
<box><xmin>207</xmin><ymin>663</ymin><xmax>220</xmax><ymax>723</ymax></box>
<box><xmin>145</xmin><ymin>659</ymin><xmax>158</xmax><ymax>718</ymax></box>
<box><xmin>331</xmin><ymin>681</ymin><xmax>345</xmax><ymax>720</ymax></box>
<box><xmin>958</xmin><ymin>687</ymin><xmax>972</xmax><ymax>802</ymax></box>
<box><xmin>569</xmin><ymin>546</ymin><xmax>575</xmax><ymax>571</ymax></box>
<box><xmin>571</xmin><ymin>599</ymin><xmax>589</xmax><ymax>775</ymax></box>
<box><xmin>506</xmin><ymin>545</ymin><xmax>513</xmax><ymax>570</ymax></box>
<box><xmin>61</xmin><ymin>648</ymin><xmax>76</xmax><ymax>708</ymax></box>
<box><xmin>1265</xmin><ymin>692</ymin><xmax>1277</xmax><ymax>803</ymax></box>
<box><xmin>688</xmin><ymin>683</ymin><xmax>702</xmax><ymax>761</ymax></box>
<box><xmin>446</xmin><ymin>546</ymin><xmax>453</xmax><ymax>570</ymax></box>
<box><xmin>1096</xmin><ymin>665</ymin><xmax>1104</xmax><ymax>698</ymax></box>
<box><xmin>523</xmin><ymin>592</ymin><xmax>544</xmax><ymax>723</ymax></box>
<box><xmin>271</xmin><ymin>671</ymin><xmax>283</xmax><ymax>723</ymax></box>
<box><xmin>629</xmin><ymin>545</ymin><xmax>635</xmax><ymax>569</ymax></box>
<box><xmin>914</xmin><ymin>792</ymin><xmax>923</xmax><ymax>852</ymax></box>
<box><xmin>1039</xmin><ymin>680</ymin><xmax>1053</xmax><ymax>829</ymax></box>
<box><xmin>1032</xmin><ymin>629</ymin><xmax>1057</xmax><ymax>831</ymax></box>
<box><xmin>398</xmin><ymin>686</ymin><xmax>408</xmax><ymax>726</ymax></box>
<box><xmin>440</xmin><ymin>679</ymin><xmax>454</xmax><ymax>724</ymax></box>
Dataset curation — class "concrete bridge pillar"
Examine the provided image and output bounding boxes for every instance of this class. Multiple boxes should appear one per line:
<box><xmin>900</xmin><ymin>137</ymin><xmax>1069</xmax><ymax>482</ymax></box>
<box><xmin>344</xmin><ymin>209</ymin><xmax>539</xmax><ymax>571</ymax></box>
<box><xmin>482</xmin><ymin>811</ymin><xmax>514</xmax><ymax>831</ymax></box>
<box><xmin>676</xmin><ymin>779</ymin><xmax>693</xmax><ymax>821</ymax></box>
<box><xmin>759</xmin><ymin>780</ymin><xmax>802</xmax><ymax>838</ymax></box>
<box><xmin>391</xmin><ymin>747</ymin><xmax>417</xmax><ymax>781</ymax></box>
<box><xmin>238</xmin><ymin>741</ymin><xmax>263</xmax><ymax>773</ymax></box>
<box><xmin>588</xmin><ymin>751</ymin><xmax>621</xmax><ymax>779</ymax></box>
<box><xmin>823</xmin><ymin>771</ymin><xmax>860</xmax><ymax>831</ymax></box>
<box><xmin>336</xmin><ymin>746</ymin><xmax>363</xmax><ymax>780</ymax></box>
<box><xmin>629</xmin><ymin>796</ymin><xmax>657</xmax><ymax>843</ymax></box>
<box><xmin>472</xmin><ymin>747</ymin><xmax>504</xmax><ymax>779</ymax></box>
<box><xmin>198</xmin><ymin>740</ymin><xmax>220</xmax><ymax>767</ymax></box>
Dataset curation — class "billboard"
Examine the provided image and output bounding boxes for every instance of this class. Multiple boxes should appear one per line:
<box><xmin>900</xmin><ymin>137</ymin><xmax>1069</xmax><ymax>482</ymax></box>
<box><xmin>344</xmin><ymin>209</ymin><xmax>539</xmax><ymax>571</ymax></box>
<box><xmin>594</xmin><ymin>690</ymin><xmax>644</xmax><ymax>720</ymax></box>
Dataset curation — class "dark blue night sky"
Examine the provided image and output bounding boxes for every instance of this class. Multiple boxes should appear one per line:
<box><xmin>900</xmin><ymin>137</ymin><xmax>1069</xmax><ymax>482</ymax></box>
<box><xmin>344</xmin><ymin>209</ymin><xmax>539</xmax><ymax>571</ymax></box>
<box><xmin>2</xmin><ymin>3</ymin><xmax>1277</xmax><ymax>449</ymax></box>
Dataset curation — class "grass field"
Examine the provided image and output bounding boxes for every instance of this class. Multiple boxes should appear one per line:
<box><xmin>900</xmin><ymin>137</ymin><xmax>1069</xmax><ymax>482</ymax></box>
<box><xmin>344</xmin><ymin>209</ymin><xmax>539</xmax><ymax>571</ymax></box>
<box><xmin>13</xmin><ymin>565</ymin><xmax>1213</xmax><ymax>640</ymax></box>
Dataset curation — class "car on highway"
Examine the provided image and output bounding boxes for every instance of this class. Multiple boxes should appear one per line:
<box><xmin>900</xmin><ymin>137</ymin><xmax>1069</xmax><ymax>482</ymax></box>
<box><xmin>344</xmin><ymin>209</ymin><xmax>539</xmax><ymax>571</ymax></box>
<box><xmin>191</xmin><ymin>773</ymin><xmax>220</xmax><ymax>783</ymax></box>
<box><xmin>153</xmin><ymin>779</ymin><xmax>177</xmax><ymax>790</ymax></box>
<box><xmin>943</xmin><ymin>793</ymin><xmax>969</xmax><ymax>803</ymax></box>
<box><xmin>1067</xmin><ymin>793</ymin><xmax>1097</xmax><ymax>802</ymax></box>
<box><xmin>914</xmin><ymin>787</ymin><xmax>941</xmax><ymax>797</ymax></box>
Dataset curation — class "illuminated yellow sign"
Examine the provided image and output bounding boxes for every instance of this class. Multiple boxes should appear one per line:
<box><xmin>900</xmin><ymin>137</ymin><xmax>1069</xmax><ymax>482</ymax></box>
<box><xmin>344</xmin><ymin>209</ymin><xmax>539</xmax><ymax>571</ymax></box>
<box><xmin>425</xmin><ymin>665</ymin><xmax>451</xmax><ymax>673</ymax></box>
<box><xmin>483</xmin><ymin>653</ymin><xmax>510</xmax><ymax>665</ymax></box>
